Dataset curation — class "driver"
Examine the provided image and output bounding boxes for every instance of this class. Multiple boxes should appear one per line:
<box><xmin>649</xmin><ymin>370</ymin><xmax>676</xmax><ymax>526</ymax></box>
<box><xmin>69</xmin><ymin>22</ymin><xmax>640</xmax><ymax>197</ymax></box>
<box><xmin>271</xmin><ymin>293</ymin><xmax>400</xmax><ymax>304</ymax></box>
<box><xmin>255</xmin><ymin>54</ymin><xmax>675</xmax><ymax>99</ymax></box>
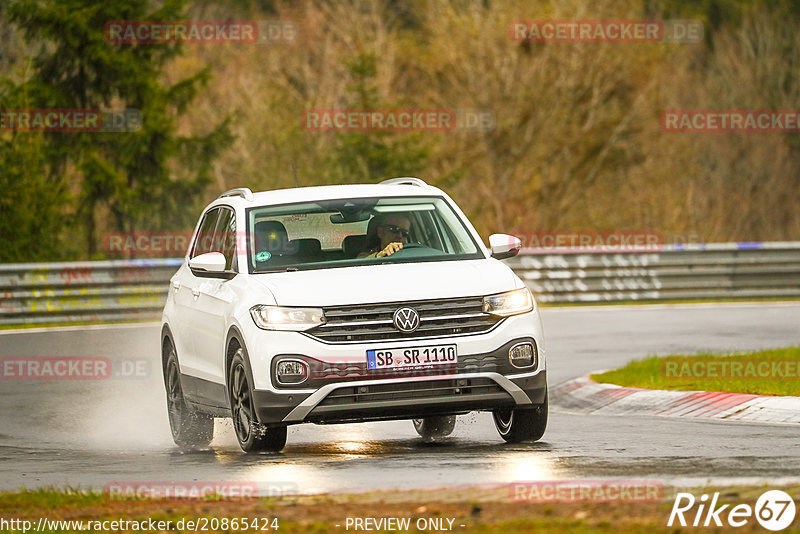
<box><xmin>360</xmin><ymin>214</ymin><xmax>411</xmax><ymax>258</ymax></box>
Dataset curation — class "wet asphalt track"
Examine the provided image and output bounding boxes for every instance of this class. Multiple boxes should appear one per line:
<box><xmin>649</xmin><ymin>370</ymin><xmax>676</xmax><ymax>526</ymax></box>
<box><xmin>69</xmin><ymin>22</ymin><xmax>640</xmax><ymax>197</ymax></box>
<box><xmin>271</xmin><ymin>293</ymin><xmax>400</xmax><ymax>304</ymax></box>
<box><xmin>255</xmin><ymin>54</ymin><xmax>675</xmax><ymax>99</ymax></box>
<box><xmin>0</xmin><ymin>302</ymin><xmax>799</xmax><ymax>494</ymax></box>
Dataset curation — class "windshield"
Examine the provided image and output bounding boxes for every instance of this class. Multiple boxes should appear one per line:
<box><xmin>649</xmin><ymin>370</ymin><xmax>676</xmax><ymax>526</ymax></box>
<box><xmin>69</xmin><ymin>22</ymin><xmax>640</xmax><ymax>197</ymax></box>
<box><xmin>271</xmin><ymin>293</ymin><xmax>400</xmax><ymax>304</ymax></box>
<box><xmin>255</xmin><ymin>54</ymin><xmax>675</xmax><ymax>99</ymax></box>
<box><xmin>246</xmin><ymin>196</ymin><xmax>483</xmax><ymax>272</ymax></box>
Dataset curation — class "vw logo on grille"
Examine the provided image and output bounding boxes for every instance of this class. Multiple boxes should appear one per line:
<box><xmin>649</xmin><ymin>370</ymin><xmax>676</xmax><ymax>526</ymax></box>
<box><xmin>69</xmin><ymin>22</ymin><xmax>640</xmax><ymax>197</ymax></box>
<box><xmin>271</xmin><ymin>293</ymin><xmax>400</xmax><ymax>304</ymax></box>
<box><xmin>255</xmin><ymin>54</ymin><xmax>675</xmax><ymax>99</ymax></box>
<box><xmin>393</xmin><ymin>307</ymin><xmax>420</xmax><ymax>333</ymax></box>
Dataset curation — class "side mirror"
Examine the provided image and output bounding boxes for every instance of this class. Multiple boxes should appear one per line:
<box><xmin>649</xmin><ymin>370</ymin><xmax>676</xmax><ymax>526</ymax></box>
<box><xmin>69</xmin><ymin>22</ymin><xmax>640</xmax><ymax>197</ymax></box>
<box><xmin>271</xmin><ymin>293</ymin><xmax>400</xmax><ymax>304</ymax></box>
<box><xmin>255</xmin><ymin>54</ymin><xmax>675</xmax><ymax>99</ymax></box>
<box><xmin>189</xmin><ymin>252</ymin><xmax>235</xmax><ymax>279</ymax></box>
<box><xmin>489</xmin><ymin>234</ymin><xmax>522</xmax><ymax>260</ymax></box>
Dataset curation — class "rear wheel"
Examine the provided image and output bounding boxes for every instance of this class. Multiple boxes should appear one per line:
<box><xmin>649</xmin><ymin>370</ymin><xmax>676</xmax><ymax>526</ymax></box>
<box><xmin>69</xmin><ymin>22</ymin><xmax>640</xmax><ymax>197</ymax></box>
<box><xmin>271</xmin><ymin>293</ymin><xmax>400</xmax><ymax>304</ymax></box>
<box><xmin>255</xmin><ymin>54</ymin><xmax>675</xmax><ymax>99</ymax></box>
<box><xmin>228</xmin><ymin>347</ymin><xmax>287</xmax><ymax>453</ymax></box>
<box><xmin>493</xmin><ymin>393</ymin><xmax>548</xmax><ymax>443</ymax></box>
<box><xmin>164</xmin><ymin>344</ymin><xmax>214</xmax><ymax>449</ymax></box>
<box><xmin>413</xmin><ymin>415</ymin><xmax>456</xmax><ymax>440</ymax></box>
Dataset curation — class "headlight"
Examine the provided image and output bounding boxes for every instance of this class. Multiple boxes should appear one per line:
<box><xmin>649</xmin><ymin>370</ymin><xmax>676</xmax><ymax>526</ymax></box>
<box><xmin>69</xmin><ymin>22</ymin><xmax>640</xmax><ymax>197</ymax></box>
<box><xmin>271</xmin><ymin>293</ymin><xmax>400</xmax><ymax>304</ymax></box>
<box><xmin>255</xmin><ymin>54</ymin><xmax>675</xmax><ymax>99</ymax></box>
<box><xmin>483</xmin><ymin>288</ymin><xmax>534</xmax><ymax>316</ymax></box>
<box><xmin>250</xmin><ymin>305</ymin><xmax>325</xmax><ymax>331</ymax></box>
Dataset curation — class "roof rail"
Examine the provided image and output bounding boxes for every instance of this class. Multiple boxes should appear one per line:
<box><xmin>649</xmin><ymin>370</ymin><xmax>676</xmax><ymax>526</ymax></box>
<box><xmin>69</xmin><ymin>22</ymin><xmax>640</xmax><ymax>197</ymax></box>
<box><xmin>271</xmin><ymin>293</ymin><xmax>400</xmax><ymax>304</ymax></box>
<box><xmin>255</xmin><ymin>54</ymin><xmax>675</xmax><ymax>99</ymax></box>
<box><xmin>219</xmin><ymin>187</ymin><xmax>254</xmax><ymax>201</ymax></box>
<box><xmin>379</xmin><ymin>177</ymin><xmax>428</xmax><ymax>187</ymax></box>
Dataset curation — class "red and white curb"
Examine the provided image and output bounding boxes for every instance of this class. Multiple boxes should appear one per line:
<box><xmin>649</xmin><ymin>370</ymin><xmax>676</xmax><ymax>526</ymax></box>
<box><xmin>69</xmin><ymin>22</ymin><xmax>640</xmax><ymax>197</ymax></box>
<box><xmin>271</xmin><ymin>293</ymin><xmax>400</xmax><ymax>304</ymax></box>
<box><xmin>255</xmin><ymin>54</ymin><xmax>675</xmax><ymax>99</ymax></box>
<box><xmin>551</xmin><ymin>375</ymin><xmax>800</xmax><ymax>424</ymax></box>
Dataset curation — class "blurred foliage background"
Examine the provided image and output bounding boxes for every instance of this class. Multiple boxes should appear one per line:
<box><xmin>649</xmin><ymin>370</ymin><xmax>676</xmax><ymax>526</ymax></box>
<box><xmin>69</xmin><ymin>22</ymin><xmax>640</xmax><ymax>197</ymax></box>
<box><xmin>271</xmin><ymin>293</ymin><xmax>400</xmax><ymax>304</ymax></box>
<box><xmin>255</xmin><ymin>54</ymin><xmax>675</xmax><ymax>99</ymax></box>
<box><xmin>1</xmin><ymin>0</ymin><xmax>799</xmax><ymax>261</ymax></box>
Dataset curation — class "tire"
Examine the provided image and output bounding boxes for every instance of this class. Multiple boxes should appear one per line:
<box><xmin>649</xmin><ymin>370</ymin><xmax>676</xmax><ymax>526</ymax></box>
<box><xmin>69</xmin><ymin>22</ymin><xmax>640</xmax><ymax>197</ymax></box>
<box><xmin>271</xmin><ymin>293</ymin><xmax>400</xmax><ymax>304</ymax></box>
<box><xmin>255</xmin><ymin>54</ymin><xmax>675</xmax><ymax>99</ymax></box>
<box><xmin>413</xmin><ymin>415</ymin><xmax>456</xmax><ymax>440</ymax></box>
<box><xmin>228</xmin><ymin>347</ymin><xmax>287</xmax><ymax>453</ymax></box>
<box><xmin>164</xmin><ymin>343</ymin><xmax>214</xmax><ymax>449</ymax></box>
<box><xmin>493</xmin><ymin>393</ymin><xmax>548</xmax><ymax>443</ymax></box>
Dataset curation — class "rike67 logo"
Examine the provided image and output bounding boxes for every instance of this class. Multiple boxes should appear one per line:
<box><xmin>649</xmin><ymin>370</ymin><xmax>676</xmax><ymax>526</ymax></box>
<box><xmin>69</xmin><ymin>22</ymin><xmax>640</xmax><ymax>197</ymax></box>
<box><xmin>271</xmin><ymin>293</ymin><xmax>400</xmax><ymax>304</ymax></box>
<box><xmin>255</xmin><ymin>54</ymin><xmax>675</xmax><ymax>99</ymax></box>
<box><xmin>668</xmin><ymin>490</ymin><xmax>796</xmax><ymax>531</ymax></box>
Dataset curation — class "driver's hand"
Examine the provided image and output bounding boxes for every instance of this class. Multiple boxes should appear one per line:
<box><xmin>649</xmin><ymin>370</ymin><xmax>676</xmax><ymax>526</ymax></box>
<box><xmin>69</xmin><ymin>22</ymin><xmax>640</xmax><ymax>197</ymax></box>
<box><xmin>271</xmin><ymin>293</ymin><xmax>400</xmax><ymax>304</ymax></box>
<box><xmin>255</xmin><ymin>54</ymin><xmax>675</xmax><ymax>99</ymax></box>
<box><xmin>376</xmin><ymin>242</ymin><xmax>403</xmax><ymax>257</ymax></box>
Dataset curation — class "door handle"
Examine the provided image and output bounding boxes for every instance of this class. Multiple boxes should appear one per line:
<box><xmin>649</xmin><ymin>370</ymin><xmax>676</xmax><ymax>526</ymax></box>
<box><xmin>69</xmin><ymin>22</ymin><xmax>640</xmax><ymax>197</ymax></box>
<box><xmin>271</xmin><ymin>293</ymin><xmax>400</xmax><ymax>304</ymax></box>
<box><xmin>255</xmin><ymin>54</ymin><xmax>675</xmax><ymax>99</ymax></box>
<box><xmin>172</xmin><ymin>281</ymin><xmax>181</xmax><ymax>292</ymax></box>
<box><xmin>191</xmin><ymin>288</ymin><xmax>200</xmax><ymax>298</ymax></box>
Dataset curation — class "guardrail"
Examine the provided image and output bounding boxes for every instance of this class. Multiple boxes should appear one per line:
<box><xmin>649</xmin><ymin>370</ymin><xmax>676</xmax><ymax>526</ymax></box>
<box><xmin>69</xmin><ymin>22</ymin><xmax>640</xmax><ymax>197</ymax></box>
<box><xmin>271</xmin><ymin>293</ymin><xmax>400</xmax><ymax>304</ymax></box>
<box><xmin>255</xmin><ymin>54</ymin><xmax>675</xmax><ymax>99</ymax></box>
<box><xmin>1</xmin><ymin>243</ymin><xmax>798</xmax><ymax>325</ymax></box>
<box><xmin>0</xmin><ymin>259</ymin><xmax>182</xmax><ymax>325</ymax></box>
<box><xmin>508</xmin><ymin>242</ymin><xmax>800</xmax><ymax>303</ymax></box>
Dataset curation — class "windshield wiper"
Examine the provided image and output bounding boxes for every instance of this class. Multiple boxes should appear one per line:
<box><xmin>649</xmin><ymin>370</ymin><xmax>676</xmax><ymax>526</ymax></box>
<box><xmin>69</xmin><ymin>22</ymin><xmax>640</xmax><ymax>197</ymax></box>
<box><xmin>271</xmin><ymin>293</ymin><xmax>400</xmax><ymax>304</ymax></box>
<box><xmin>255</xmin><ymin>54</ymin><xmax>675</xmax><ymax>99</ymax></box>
<box><xmin>253</xmin><ymin>267</ymin><xmax>301</xmax><ymax>273</ymax></box>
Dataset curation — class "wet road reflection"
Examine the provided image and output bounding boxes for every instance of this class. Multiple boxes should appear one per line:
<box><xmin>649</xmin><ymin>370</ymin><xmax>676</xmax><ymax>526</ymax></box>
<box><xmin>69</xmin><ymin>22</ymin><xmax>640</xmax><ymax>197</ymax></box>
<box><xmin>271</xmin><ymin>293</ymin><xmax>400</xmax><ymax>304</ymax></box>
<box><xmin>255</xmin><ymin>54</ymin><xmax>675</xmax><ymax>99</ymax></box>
<box><xmin>1</xmin><ymin>304</ymin><xmax>800</xmax><ymax>493</ymax></box>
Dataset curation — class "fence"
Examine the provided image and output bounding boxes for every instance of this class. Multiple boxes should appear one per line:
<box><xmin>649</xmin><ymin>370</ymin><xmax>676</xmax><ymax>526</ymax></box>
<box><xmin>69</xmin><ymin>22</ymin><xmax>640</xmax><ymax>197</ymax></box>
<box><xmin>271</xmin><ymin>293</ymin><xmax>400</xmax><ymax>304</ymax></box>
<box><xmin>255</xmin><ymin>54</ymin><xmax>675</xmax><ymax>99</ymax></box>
<box><xmin>0</xmin><ymin>259</ymin><xmax>181</xmax><ymax>325</ymax></box>
<box><xmin>1</xmin><ymin>243</ymin><xmax>799</xmax><ymax>325</ymax></box>
<box><xmin>506</xmin><ymin>242</ymin><xmax>800</xmax><ymax>303</ymax></box>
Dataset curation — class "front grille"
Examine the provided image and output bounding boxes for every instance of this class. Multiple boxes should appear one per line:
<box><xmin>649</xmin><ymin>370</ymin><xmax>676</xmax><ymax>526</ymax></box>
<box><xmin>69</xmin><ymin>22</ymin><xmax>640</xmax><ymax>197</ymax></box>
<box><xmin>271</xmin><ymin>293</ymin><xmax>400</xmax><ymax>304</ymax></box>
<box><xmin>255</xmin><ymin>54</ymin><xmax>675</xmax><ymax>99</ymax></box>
<box><xmin>317</xmin><ymin>377</ymin><xmax>505</xmax><ymax>406</ymax></box>
<box><xmin>306</xmin><ymin>296</ymin><xmax>503</xmax><ymax>343</ymax></box>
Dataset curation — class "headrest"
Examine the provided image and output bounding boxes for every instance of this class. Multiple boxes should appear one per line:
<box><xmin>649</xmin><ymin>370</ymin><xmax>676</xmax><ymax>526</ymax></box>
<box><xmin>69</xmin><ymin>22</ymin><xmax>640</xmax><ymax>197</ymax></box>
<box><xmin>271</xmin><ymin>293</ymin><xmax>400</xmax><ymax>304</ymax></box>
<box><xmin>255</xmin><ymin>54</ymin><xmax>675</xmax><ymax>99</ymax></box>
<box><xmin>288</xmin><ymin>238</ymin><xmax>322</xmax><ymax>259</ymax></box>
<box><xmin>342</xmin><ymin>234</ymin><xmax>367</xmax><ymax>258</ymax></box>
<box><xmin>254</xmin><ymin>220</ymin><xmax>289</xmax><ymax>254</ymax></box>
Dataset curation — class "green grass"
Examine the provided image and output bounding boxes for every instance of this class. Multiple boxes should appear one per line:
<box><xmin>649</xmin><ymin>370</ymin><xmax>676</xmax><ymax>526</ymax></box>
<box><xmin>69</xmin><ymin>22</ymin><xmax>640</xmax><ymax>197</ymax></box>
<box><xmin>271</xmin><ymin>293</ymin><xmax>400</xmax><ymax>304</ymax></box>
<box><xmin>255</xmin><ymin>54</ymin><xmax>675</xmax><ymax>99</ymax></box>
<box><xmin>0</xmin><ymin>488</ymin><xmax>105</xmax><ymax>512</ymax></box>
<box><xmin>591</xmin><ymin>346</ymin><xmax>800</xmax><ymax>396</ymax></box>
<box><xmin>2</xmin><ymin>486</ymin><xmax>798</xmax><ymax>533</ymax></box>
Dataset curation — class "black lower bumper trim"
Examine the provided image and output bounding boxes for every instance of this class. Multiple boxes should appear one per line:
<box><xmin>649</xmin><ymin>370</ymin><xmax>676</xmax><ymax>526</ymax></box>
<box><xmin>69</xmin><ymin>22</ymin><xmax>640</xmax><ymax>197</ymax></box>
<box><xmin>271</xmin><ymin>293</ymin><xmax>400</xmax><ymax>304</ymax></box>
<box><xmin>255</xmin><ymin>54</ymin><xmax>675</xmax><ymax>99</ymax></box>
<box><xmin>510</xmin><ymin>371</ymin><xmax>548</xmax><ymax>404</ymax></box>
<box><xmin>253</xmin><ymin>371</ymin><xmax>547</xmax><ymax>426</ymax></box>
<box><xmin>253</xmin><ymin>390</ymin><xmax>311</xmax><ymax>425</ymax></box>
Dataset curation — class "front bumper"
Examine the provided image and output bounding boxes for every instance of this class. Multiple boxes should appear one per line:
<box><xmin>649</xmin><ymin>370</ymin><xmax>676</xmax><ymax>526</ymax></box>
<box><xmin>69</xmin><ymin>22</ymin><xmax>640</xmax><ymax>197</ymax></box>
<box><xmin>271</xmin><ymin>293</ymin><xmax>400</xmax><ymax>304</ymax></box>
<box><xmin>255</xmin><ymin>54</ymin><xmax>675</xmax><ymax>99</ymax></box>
<box><xmin>243</xmin><ymin>308</ymin><xmax>547</xmax><ymax>426</ymax></box>
<box><xmin>239</xmin><ymin>307</ymin><xmax>546</xmax><ymax>391</ymax></box>
<box><xmin>253</xmin><ymin>369</ymin><xmax>547</xmax><ymax>425</ymax></box>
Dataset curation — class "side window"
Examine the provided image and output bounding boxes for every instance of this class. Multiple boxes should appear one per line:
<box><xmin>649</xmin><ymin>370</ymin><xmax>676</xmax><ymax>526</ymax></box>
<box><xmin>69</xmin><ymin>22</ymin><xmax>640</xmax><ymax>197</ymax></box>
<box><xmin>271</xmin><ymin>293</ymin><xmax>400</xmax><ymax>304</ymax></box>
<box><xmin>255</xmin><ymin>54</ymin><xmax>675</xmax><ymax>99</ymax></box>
<box><xmin>214</xmin><ymin>208</ymin><xmax>237</xmax><ymax>270</ymax></box>
<box><xmin>191</xmin><ymin>208</ymin><xmax>221</xmax><ymax>258</ymax></box>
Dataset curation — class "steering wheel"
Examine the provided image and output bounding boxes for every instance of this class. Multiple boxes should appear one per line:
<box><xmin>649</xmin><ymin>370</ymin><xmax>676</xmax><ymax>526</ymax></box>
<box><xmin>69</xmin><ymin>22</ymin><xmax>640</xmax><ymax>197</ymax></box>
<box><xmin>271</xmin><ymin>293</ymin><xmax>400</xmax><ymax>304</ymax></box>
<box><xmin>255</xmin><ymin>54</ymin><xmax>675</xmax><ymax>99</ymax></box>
<box><xmin>385</xmin><ymin>242</ymin><xmax>444</xmax><ymax>259</ymax></box>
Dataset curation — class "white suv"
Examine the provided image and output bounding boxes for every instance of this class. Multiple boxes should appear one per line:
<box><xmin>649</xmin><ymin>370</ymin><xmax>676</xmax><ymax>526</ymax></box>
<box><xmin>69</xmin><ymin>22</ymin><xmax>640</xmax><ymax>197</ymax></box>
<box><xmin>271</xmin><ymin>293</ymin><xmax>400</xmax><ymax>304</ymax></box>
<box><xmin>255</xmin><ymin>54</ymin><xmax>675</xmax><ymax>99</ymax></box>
<box><xmin>161</xmin><ymin>178</ymin><xmax>547</xmax><ymax>452</ymax></box>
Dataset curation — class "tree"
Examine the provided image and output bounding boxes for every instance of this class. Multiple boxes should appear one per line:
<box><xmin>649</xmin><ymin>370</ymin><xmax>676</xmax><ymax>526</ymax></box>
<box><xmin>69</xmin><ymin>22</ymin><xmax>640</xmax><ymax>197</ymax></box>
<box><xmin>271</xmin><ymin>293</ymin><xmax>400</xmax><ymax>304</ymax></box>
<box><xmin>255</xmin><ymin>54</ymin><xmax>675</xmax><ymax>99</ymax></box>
<box><xmin>325</xmin><ymin>52</ymin><xmax>429</xmax><ymax>183</ymax></box>
<box><xmin>2</xmin><ymin>0</ymin><xmax>232</xmax><ymax>260</ymax></box>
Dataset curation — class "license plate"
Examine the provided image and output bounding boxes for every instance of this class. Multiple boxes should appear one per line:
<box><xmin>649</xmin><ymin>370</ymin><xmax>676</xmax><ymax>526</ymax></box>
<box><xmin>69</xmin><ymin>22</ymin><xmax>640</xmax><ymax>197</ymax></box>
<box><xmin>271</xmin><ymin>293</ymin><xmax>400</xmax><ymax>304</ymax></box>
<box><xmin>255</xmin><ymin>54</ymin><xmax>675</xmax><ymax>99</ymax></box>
<box><xmin>366</xmin><ymin>344</ymin><xmax>457</xmax><ymax>371</ymax></box>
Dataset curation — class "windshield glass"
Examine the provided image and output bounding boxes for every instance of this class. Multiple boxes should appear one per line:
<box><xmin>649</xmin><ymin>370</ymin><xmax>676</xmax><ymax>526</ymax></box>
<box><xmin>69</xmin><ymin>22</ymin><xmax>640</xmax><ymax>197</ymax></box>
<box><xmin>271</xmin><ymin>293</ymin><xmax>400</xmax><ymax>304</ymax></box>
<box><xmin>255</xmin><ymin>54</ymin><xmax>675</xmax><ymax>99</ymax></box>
<box><xmin>246</xmin><ymin>196</ymin><xmax>483</xmax><ymax>272</ymax></box>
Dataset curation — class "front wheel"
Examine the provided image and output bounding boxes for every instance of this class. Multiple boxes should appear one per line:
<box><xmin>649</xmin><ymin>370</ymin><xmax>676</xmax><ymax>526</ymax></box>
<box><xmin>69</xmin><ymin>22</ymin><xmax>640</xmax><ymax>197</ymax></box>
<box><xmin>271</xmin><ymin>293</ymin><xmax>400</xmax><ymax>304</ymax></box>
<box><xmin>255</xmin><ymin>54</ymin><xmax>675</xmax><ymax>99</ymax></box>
<box><xmin>493</xmin><ymin>393</ymin><xmax>548</xmax><ymax>443</ymax></box>
<box><xmin>228</xmin><ymin>347</ymin><xmax>287</xmax><ymax>453</ymax></box>
<box><xmin>164</xmin><ymin>344</ymin><xmax>214</xmax><ymax>449</ymax></box>
<box><xmin>413</xmin><ymin>415</ymin><xmax>456</xmax><ymax>440</ymax></box>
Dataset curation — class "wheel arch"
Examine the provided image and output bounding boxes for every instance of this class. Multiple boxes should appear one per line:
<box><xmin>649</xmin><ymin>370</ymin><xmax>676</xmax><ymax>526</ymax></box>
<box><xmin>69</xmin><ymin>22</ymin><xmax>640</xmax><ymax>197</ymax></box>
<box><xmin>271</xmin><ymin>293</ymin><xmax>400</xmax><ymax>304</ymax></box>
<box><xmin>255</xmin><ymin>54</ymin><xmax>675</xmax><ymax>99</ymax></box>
<box><xmin>224</xmin><ymin>325</ymin><xmax>259</xmax><ymax>418</ymax></box>
<box><xmin>161</xmin><ymin>323</ymin><xmax>176</xmax><ymax>379</ymax></box>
